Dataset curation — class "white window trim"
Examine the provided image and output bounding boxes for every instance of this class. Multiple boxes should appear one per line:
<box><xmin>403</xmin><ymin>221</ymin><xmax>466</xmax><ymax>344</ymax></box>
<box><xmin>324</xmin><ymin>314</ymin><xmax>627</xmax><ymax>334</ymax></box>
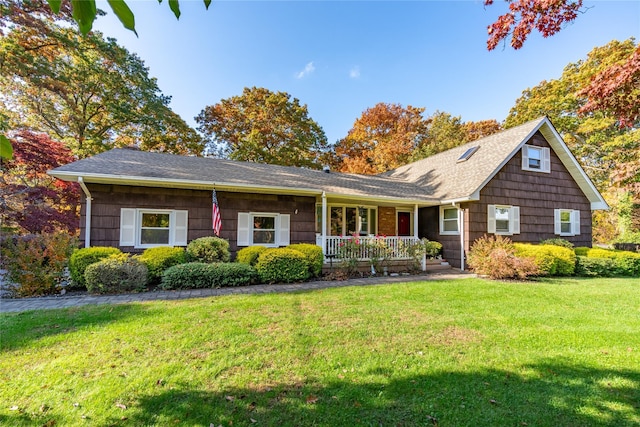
<box><xmin>522</xmin><ymin>145</ymin><xmax>550</xmax><ymax>173</ymax></box>
<box><xmin>318</xmin><ymin>204</ymin><xmax>378</xmax><ymax>236</ymax></box>
<box><xmin>237</xmin><ymin>212</ymin><xmax>290</xmax><ymax>247</ymax></box>
<box><xmin>487</xmin><ymin>205</ymin><xmax>520</xmax><ymax>236</ymax></box>
<box><xmin>555</xmin><ymin>209</ymin><xmax>581</xmax><ymax>236</ymax></box>
<box><xmin>119</xmin><ymin>208</ymin><xmax>188</xmax><ymax>248</ymax></box>
<box><xmin>439</xmin><ymin>206</ymin><xmax>460</xmax><ymax>235</ymax></box>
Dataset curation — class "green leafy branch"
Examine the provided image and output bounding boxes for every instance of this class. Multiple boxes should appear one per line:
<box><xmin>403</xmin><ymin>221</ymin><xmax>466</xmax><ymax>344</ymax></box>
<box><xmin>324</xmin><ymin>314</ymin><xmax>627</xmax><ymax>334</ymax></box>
<box><xmin>45</xmin><ymin>0</ymin><xmax>212</xmax><ymax>36</ymax></box>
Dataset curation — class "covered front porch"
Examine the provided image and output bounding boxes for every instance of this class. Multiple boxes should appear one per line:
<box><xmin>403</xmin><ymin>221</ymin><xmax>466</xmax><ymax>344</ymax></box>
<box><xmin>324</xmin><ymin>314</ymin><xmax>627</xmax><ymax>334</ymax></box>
<box><xmin>313</xmin><ymin>192</ymin><xmax>445</xmax><ymax>270</ymax></box>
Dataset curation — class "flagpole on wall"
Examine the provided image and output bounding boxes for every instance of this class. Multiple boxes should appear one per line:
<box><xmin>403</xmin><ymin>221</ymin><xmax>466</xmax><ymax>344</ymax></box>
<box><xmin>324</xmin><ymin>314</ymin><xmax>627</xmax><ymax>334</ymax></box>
<box><xmin>212</xmin><ymin>187</ymin><xmax>222</xmax><ymax>237</ymax></box>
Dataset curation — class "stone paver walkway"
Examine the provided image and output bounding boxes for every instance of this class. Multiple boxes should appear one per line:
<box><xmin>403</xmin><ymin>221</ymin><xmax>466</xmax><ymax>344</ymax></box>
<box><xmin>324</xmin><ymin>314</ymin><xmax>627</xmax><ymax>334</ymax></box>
<box><xmin>0</xmin><ymin>270</ymin><xmax>475</xmax><ymax>313</ymax></box>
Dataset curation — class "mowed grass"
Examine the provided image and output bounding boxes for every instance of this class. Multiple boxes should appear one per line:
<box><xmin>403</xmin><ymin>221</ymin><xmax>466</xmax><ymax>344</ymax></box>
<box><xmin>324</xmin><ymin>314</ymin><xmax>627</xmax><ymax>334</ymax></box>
<box><xmin>1</xmin><ymin>277</ymin><xmax>639</xmax><ymax>427</ymax></box>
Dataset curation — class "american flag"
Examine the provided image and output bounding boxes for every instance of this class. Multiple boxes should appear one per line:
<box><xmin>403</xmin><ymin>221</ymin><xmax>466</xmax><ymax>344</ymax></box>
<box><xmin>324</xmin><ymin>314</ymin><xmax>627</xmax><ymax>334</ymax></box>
<box><xmin>212</xmin><ymin>189</ymin><xmax>222</xmax><ymax>236</ymax></box>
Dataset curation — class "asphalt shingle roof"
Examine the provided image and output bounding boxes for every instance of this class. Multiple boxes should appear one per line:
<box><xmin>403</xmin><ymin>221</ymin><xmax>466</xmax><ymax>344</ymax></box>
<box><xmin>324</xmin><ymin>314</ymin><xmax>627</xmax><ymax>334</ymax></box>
<box><xmin>382</xmin><ymin>117</ymin><xmax>545</xmax><ymax>201</ymax></box>
<box><xmin>51</xmin><ymin>117</ymin><xmax>596</xmax><ymax>207</ymax></box>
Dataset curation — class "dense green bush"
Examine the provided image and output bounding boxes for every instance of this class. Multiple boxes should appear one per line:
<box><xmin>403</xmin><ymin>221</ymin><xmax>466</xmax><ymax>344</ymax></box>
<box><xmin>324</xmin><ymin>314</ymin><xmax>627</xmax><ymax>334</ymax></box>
<box><xmin>574</xmin><ymin>247</ymin><xmax>590</xmax><ymax>256</ymax></box>
<box><xmin>69</xmin><ymin>246</ymin><xmax>122</xmax><ymax>288</ymax></box>
<box><xmin>514</xmin><ymin>243</ymin><xmax>556</xmax><ymax>275</ymax></box>
<box><xmin>235</xmin><ymin>245</ymin><xmax>269</xmax><ymax>266</ymax></box>
<box><xmin>467</xmin><ymin>235</ymin><xmax>539</xmax><ymax>280</ymax></box>
<box><xmin>573</xmin><ymin>247</ymin><xmax>640</xmax><ymax>276</ymax></box>
<box><xmin>138</xmin><ymin>246</ymin><xmax>187</xmax><ymax>285</ymax></box>
<box><xmin>287</xmin><ymin>243</ymin><xmax>324</xmax><ymax>277</ymax></box>
<box><xmin>255</xmin><ymin>248</ymin><xmax>310</xmax><ymax>283</ymax></box>
<box><xmin>515</xmin><ymin>244</ymin><xmax>576</xmax><ymax>276</ymax></box>
<box><xmin>186</xmin><ymin>237</ymin><xmax>230</xmax><ymax>263</ymax></box>
<box><xmin>161</xmin><ymin>262</ymin><xmax>257</xmax><ymax>289</ymax></box>
<box><xmin>84</xmin><ymin>255</ymin><xmax>148</xmax><ymax>294</ymax></box>
<box><xmin>545</xmin><ymin>245</ymin><xmax>576</xmax><ymax>276</ymax></box>
<box><xmin>575</xmin><ymin>256</ymin><xmax>615</xmax><ymax>277</ymax></box>
<box><xmin>540</xmin><ymin>238</ymin><xmax>574</xmax><ymax>249</ymax></box>
<box><xmin>1</xmin><ymin>232</ymin><xmax>78</xmax><ymax>297</ymax></box>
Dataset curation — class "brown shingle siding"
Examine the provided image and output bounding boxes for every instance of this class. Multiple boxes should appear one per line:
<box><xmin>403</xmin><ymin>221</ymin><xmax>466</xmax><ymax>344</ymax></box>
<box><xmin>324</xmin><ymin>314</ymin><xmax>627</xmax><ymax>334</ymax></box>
<box><xmin>85</xmin><ymin>184</ymin><xmax>316</xmax><ymax>256</ymax></box>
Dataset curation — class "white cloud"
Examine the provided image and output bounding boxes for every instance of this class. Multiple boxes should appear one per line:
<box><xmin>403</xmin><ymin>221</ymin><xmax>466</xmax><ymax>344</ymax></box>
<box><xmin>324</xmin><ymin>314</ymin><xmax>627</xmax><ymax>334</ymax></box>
<box><xmin>295</xmin><ymin>62</ymin><xmax>315</xmax><ymax>79</ymax></box>
<box><xmin>349</xmin><ymin>66</ymin><xmax>360</xmax><ymax>79</ymax></box>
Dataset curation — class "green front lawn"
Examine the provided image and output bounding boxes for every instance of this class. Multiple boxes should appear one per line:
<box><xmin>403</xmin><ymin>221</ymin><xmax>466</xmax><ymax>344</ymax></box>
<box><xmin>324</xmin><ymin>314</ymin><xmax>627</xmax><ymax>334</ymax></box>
<box><xmin>1</xmin><ymin>277</ymin><xmax>639</xmax><ymax>426</ymax></box>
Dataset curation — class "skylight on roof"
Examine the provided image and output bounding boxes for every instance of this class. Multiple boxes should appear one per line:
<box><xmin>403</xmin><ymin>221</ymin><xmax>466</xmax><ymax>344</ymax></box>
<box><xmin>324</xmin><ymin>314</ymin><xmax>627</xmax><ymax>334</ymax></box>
<box><xmin>457</xmin><ymin>146</ymin><xmax>479</xmax><ymax>163</ymax></box>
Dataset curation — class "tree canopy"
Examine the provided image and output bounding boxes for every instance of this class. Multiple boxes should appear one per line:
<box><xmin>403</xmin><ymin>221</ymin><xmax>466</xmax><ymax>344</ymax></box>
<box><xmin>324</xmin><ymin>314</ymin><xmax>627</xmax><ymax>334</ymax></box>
<box><xmin>332</xmin><ymin>103</ymin><xmax>429</xmax><ymax>174</ymax></box>
<box><xmin>331</xmin><ymin>107</ymin><xmax>502</xmax><ymax>175</ymax></box>
<box><xmin>505</xmin><ymin>39</ymin><xmax>639</xmax><ymax>195</ymax></box>
<box><xmin>0</xmin><ymin>0</ymin><xmax>203</xmax><ymax>158</ymax></box>
<box><xmin>196</xmin><ymin>87</ymin><xmax>329</xmax><ymax>169</ymax></box>
<box><xmin>0</xmin><ymin>130</ymin><xmax>80</xmax><ymax>234</ymax></box>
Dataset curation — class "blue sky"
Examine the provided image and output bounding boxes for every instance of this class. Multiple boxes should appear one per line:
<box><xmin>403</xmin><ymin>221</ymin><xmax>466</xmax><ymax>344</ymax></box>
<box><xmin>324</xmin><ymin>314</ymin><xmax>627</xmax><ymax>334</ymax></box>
<box><xmin>94</xmin><ymin>1</ymin><xmax>640</xmax><ymax>145</ymax></box>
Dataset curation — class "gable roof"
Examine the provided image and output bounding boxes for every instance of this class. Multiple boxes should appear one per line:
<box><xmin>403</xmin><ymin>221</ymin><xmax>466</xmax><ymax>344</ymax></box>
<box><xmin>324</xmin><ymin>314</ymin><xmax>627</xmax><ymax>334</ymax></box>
<box><xmin>49</xmin><ymin>116</ymin><xmax>607</xmax><ymax>210</ymax></box>
<box><xmin>48</xmin><ymin>147</ymin><xmax>440</xmax><ymax>206</ymax></box>
<box><xmin>383</xmin><ymin>116</ymin><xmax>608</xmax><ymax>210</ymax></box>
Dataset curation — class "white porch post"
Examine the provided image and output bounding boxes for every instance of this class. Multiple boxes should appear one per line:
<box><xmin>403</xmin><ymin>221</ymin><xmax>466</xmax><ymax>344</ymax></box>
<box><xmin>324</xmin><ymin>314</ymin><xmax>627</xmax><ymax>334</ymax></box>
<box><xmin>413</xmin><ymin>204</ymin><xmax>419</xmax><ymax>239</ymax></box>
<box><xmin>321</xmin><ymin>192</ymin><xmax>327</xmax><ymax>255</ymax></box>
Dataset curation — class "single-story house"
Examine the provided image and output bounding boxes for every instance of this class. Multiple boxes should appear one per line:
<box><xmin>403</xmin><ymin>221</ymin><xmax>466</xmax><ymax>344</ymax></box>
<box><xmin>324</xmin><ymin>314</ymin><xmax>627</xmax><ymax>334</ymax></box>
<box><xmin>48</xmin><ymin>116</ymin><xmax>607</xmax><ymax>270</ymax></box>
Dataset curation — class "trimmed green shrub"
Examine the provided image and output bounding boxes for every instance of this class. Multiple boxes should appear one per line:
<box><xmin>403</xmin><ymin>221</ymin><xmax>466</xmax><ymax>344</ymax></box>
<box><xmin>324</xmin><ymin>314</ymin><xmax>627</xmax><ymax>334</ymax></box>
<box><xmin>574</xmin><ymin>247</ymin><xmax>590</xmax><ymax>256</ymax></box>
<box><xmin>255</xmin><ymin>248</ymin><xmax>310</xmax><ymax>283</ymax></box>
<box><xmin>573</xmin><ymin>247</ymin><xmax>640</xmax><ymax>276</ymax></box>
<box><xmin>138</xmin><ymin>246</ymin><xmax>187</xmax><ymax>285</ymax></box>
<box><xmin>186</xmin><ymin>237</ymin><xmax>230</xmax><ymax>263</ymax></box>
<box><xmin>84</xmin><ymin>255</ymin><xmax>148</xmax><ymax>294</ymax></box>
<box><xmin>161</xmin><ymin>262</ymin><xmax>257</xmax><ymax>289</ymax></box>
<box><xmin>540</xmin><ymin>238</ymin><xmax>574</xmax><ymax>249</ymax></box>
<box><xmin>514</xmin><ymin>243</ymin><xmax>556</xmax><ymax>275</ymax></box>
<box><xmin>515</xmin><ymin>243</ymin><xmax>575</xmax><ymax>276</ymax></box>
<box><xmin>467</xmin><ymin>235</ymin><xmax>539</xmax><ymax>280</ymax></box>
<box><xmin>1</xmin><ymin>232</ymin><xmax>78</xmax><ymax>297</ymax></box>
<box><xmin>236</xmin><ymin>245</ymin><xmax>269</xmax><ymax>266</ymax></box>
<box><xmin>69</xmin><ymin>246</ymin><xmax>122</xmax><ymax>288</ymax></box>
<box><xmin>287</xmin><ymin>243</ymin><xmax>324</xmax><ymax>277</ymax></box>
<box><xmin>545</xmin><ymin>245</ymin><xmax>576</xmax><ymax>276</ymax></box>
<box><xmin>575</xmin><ymin>256</ymin><xmax>615</xmax><ymax>277</ymax></box>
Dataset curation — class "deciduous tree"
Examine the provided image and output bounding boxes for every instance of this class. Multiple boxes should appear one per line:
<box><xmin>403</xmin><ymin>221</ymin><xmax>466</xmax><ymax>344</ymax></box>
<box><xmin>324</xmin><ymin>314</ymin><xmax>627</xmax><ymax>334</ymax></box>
<box><xmin>505</xmin><ymin>39</ymin><xmax>638</xmax><ymax>193</ymax></box>
<box><xmin>412</xmin><ymin>112</ymin><xmax>502</xmax><ymax>161</ymax></box>
<box><xmin>196</xmin><ymin>87</ymin><xmax>329</xmax><ymax>169</ymax></box>
<box><xmin>0</xmin><ymin>2</ymin><xmax>204</xmax><ymax>157</ymax></box>
<box><xmin>1</xmin><ymin>130</ymin><xmax>80</xmax><ymax>234</ymax></box>
<box><xmin>333</xmin><ymin>103</ymin><xmax>429</xmax><ymax>174</ymax></box>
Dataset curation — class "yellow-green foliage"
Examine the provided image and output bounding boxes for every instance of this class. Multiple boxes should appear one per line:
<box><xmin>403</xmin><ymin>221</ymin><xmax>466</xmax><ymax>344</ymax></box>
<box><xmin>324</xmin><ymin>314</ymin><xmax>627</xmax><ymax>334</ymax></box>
<box><xmin>580</xmin><ymin>247</ymin><xmax>640</xmax><ymax>276</ymax></box>
<box><xmin>138</xmin><ymin>246</ymin><xmax>187</xmax><ymax>284</ymax></box>
<box><xmin>255</xmin><ymin>248</ymin><xmax>309</xmax><ymax>283</ymax></box>
<box><xmin>514</xmin><ymin>243</ymin><xmax>575</xmax><ymax>276</ymax></box>
<box><xmin>574</xmin><ymin>247</ymin><xmax>590</xmax><ymax>256</ymax></box>
<box><xmin>514</xmin><ymin>243</ymin><xmax>556</xmax><ymax>275</ymax></box>
<box><xmin>287</xmin><ymin>243</ymin><xmax>324</xmax><ymax>277</ymax></box>
<box><xmin>235</xmin><ymin>245</ymin><xmax>268</xmax><ymax>266</ymax></box>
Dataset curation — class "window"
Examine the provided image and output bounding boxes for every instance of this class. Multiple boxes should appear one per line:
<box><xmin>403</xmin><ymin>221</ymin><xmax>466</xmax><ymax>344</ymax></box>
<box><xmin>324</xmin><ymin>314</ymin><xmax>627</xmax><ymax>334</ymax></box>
<box><xmin>487</xmin><ymin>205</ymin><xmax>520</xmax><ymax>235</ymax></box>
<box><xmin>120</xmin><ymin>208</ymin><xmax>188</xmax><ymax>248</ymax></box>
<box><xmin>457</xmin><ymin>146</ymin><xmax>479</xmax><ymax>163</ymax></box>
<box><xmin>555</xmin><ymin>209</ymin><xmax>580</xmax><ymax>236</ymax></box>
<box><xmin>439</xmin><ymin>206</ymin><xmax>459</xmax><ymax>235</ymax></box>
<box><xmin>522</xmin><ymin>145</ymin><xmax>550</xmax><ymax>173</ymax></box>
<box><xmin>252</xmin><ymin>215</ymin><xmax>276</xmax><ymax>244</ymax></box>
<box><xmin>319</xmin><ymin>205</ymin><xmax>377</xmax><ymax>236</ymax></box>
<box><xmin>237</xmin><ymin>212</ymin><xmax>290</xmax><ymax>247</ymax></box>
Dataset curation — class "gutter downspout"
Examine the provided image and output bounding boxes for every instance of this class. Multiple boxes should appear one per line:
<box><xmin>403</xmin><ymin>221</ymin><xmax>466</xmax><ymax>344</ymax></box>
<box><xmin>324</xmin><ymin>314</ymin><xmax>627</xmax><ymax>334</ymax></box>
<box><xmin>453</xmin><ymin>202</ymin><xmax>464</xmax><ymax>271</ymax></box>
<box><xmin>78</xmin><ymin>177</ymin><xmax>92</xmax><ymax>248</ymax></box>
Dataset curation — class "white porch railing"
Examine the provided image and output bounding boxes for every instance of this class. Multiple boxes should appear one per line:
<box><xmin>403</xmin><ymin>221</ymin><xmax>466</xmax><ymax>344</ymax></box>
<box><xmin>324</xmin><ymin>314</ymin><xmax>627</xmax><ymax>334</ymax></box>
<box><xmin>315</xmin><ymin>235</ymin><xmax>420</xmax><ymax>261</ymax></box>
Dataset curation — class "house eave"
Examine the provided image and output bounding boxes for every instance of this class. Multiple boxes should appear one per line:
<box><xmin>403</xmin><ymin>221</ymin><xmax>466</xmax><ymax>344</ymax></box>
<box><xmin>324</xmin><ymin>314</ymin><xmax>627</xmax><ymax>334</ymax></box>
<box><xmin>48</xmin><ymin>171</ymin><xmax>323</xmax><ymax>197</ymax></box>
<box><xmin>48</xmin><ymin>171</ymin><xmax>440</xmax><ymax>207</ymax></box>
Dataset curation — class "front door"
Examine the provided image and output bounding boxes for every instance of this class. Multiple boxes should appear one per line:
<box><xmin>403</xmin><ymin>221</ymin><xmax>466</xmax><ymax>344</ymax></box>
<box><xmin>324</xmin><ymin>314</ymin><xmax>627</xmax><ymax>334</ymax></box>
<box><xmin>397</xmin><ymin>212</ymin><xmax>411</xmax><ymax>236</ymax></box>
